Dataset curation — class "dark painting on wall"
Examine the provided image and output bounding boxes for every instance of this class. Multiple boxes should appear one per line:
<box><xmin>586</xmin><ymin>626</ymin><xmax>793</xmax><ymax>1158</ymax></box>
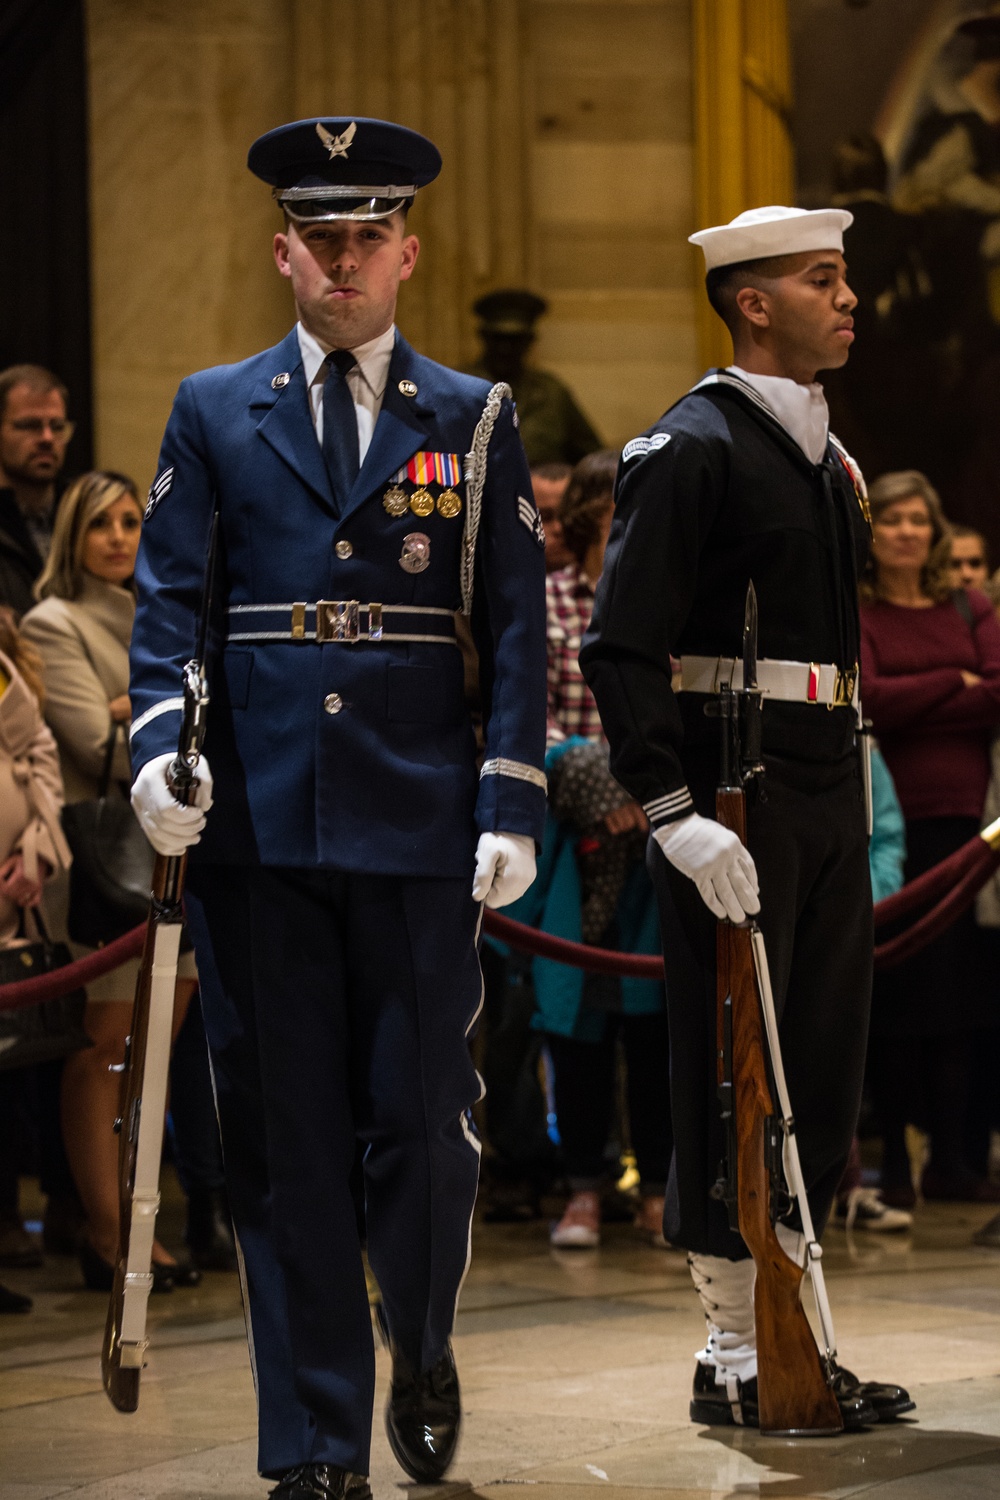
<box><xmin>792</xmin><ymin>0</ymin><xmax>1000</xmax><ymax>555</ymax></box>
<box><xmin>0</xmin><ymin>0</ymin><xmax>92</xmax><ymax>473</ymax></box>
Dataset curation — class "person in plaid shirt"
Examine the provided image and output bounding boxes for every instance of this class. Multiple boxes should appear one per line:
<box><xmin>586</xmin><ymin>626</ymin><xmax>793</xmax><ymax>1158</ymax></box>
<box><xmin>541</xmin><ymin>451</ymin><xmax>671</xmax><ymax>1251</ymax></box>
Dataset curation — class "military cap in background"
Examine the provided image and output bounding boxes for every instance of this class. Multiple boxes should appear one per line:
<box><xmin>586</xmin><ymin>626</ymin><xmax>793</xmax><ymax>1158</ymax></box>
<box><xmin>248</xmin><ymin>115</ymin><xmax>441</xmax><ymax>222</ymax></box>
<box><xmin>473</xmin><ymin>288</ymin><xmax>548</xmax><ymax>336</ymax></box>
<box><xmin>467</xmin><ymin>285</ymin><xmax>601</xmax><ymax>467</ymax></box>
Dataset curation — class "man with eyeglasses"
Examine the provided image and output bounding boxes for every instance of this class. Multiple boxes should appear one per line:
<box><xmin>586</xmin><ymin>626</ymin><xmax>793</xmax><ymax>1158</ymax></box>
<box><xmin>0</xmin><ymin>364</ymin><xmax>74</xmax><ymax>617</ymax></box>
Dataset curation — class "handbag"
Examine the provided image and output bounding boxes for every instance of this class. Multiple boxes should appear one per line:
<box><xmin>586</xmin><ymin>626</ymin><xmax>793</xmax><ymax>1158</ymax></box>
<box><xmin>0</xmin><ymin>910</ymin><xmax>89</xmax><ymax>1070</ymax></box>
<box><xmin>61</xmin><ymin>723</ymin><xmax>155</xmax><ymax>946</ymax></box>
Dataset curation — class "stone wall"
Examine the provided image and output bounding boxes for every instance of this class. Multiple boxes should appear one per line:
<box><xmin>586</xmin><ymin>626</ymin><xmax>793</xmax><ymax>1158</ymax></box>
<box><xmin>86</xmin><ymin>0</ymin><xmax>706</xmax><ymax>484</ymax></box>
<box><xmin>87</xmin><ymin>2</ymin><xmax>798</xmax><ymax>484</ymax></box>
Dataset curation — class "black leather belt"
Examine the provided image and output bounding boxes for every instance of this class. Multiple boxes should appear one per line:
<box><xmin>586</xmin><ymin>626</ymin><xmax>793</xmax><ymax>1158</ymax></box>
<box><xmin>225</xmin><ymin>601</ymin><xmax>458</xmax><ymax>645</ymax></box>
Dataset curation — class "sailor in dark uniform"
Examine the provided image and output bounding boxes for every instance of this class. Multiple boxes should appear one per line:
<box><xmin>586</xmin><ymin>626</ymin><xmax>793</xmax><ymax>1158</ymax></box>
<box><xmin>580</xmin><ymin>205</ymin><xmax>913</xmax><ymax>1430</ymax></box>
<box><xmin>129</xmin><ymin>117</ymin><xmax>547</xmax><ymax>1500</ymax></box>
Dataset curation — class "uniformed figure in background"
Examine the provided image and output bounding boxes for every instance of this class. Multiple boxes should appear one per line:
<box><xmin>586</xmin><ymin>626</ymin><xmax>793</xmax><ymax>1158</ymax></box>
<box><xmin>581</xmin><ymin>206</ymin><xmax>913</xmax><ymax>1430</ymax></box>
<box><xmin>129</xmin><ymin>117</ymin><xmax>547</xmax><ymax>1500</ymax></box>
<box><xmin>468</xmin><ymin>288</ymin><xmax>601</xmax><ymax>466</ymax></box>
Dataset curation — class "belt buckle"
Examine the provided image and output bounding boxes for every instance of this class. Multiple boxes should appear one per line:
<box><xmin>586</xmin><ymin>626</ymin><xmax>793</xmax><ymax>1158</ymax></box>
<box><xmin>831</xmin><ymin>665</ymin><xmax>858</xmax><ymax>709</ymax></box>
<box><xmin>316</xmin><ymin>600</ymin><xmax>360</xmax><ymax>642</ymax></box>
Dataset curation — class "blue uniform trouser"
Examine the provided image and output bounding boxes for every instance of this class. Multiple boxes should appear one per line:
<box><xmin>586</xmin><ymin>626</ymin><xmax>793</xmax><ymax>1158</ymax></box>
<box><xmin>184</xmin><ymin>864</ymin><xmax>484</xmax><ymax>1480</ymax></box>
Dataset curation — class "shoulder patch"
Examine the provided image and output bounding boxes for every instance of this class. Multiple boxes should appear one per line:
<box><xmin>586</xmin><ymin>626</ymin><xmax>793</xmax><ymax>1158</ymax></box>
<box><xmin>144</xmin><ymin>466</ymin><xmax>174</xmax><ymax>520</ymax></box>
<box><xmin>622</xmin><ymin>432</ymin><xmax>671</xmax><ymax>465</ymax></box>
<box><xmin>517</xmin><ymin>494</ymin><xmax>545</xmax><ymax>548</ymax></box>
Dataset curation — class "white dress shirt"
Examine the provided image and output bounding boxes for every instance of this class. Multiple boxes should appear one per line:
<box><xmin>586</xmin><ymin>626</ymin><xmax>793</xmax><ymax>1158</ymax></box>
<box><xmin>297</xmin><ymin>321</ymin><xmax>396</xmax><ymax>466</ymax></box>
<box><xmin>728</xmin><ymin>365</ymin><xmax>830</xmax><ymax>465</ymax></box>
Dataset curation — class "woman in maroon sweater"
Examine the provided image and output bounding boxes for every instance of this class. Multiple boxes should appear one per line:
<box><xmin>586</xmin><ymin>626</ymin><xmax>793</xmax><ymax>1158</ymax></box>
<box><xmin>861</xmin><ymin>470</ymin><xmax>1000</xmax><ymax>1206</ymax></box>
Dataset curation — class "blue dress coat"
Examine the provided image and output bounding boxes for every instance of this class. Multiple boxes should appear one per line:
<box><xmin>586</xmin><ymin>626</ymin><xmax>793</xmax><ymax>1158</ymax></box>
<box><xmin>129</xmin><ymin>325</ymin><xmax>547</xmax><ymax>873</ymax></box>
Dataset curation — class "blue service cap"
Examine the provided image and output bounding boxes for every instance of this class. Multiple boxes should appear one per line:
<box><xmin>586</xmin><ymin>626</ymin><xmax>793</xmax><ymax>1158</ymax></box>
<box><xmin>248</xmin><ymin>116</ymin><xmax>442</xmax><ymax>223</ymax></box>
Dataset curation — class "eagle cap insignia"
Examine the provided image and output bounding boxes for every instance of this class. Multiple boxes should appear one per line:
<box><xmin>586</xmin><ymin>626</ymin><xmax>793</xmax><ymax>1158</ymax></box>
<box><xmin>316</xmin><ymin>120</ymin><xmax>357</xmax><ymax>160</ymax></box>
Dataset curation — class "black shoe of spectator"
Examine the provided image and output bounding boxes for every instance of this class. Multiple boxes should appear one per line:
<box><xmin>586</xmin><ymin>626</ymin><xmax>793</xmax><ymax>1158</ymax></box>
<box><xmin>972</xmin><ymin>1210</ymin><xmax>1000</xmax><ymax>1247</ymax></box>
<box><xmin>185</xmin><ymin>1186</ymin><xmax>238</xmax><ymax>1271</ymax></box>
<box><xmin>481</xmin><ymin>1179</ymin><xmax>541</xmax><ymax>1223</ymax></box>
<box><xmin>0</xmin><ymin>1217</ymin><xmax>41</xmax><ymax>1269</ymax></box>
<box><xmin>0</xmin><ymin>1282</ymin><xmax>31</xmax><ymax>1314</ymax></box>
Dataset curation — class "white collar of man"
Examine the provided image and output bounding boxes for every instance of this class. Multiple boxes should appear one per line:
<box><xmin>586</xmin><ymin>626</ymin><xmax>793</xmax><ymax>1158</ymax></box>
<box><xmin>297</xmin><ymin>321</ymin><xmax>396</xmax><ymax>401</ymax></box>
<box><xmin>689</xmin><ymin>205</ymin><xmax>853</xmax><ymax>272</ymax></box>
<box><xmin>726</xmin><ymin>366</ymin><xmax>830</xmax><ymax>466</ymax></box>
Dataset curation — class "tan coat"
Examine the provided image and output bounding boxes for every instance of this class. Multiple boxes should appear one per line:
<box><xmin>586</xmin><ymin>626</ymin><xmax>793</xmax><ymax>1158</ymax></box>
<box><xmin>0</xmin><ymin>651</ymin><xmax>71</xmax><ymax>945</ymax></box>
<box><xmin>20</xmin><ymin>577</ymin><xmax>135</xmax><ymax>803</ymax></box>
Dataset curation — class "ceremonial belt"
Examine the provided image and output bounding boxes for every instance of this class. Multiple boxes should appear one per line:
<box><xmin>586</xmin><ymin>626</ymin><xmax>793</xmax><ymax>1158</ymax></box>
<box><xmin>225</xmin><ymin>601</ymin><xmax>458</xmax><ymax>645</ymax></box>
<box><xmin>679</xmin><ymin>655</ymin><xmax>859</xmax><ymax>710</ymax></box>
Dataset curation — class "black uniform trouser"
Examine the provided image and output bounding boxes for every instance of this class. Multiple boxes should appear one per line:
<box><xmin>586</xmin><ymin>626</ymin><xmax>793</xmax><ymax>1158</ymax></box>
<box><xmin>184</xmin><ymin>865</ymin><xmax>483</xmax><ymax>1480</ymax></box>
<box><xmin>648</xmin><ymin>753</ymin><xmax>872</xmax><ymax>1258</ymax></box>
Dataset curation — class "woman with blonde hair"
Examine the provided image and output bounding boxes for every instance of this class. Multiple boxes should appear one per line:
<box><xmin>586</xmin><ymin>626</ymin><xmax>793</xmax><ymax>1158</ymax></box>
<box><xmin>21</xmin><ymin>472</ymin><xmax>202</xmax><ymax>1289</ymax></box>
<box><xmin>861</xmin><ymin>469</ymin><xmax>1000</xmax><ymax>1207</ymax></box>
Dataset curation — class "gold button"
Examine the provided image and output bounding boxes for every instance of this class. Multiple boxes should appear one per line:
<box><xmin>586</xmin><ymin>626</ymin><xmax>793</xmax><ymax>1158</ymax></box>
<box><xmin>324</xmin><ymin>693</ymin><xmax>343</xmax><ymax>715</ymax></box>
<box><xmin>335</xmin><ymin>540</ymin><xmax>353</xmax><ymax>559</ymax></box>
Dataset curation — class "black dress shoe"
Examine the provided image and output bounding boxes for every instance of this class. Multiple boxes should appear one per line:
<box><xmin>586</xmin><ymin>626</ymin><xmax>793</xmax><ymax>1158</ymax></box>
<box><xmin>378</xmin><ymin>1309</ymin><xmax>461</xmax><ymax>1482</ymax></box>
<box><xmin>0</xmin><ymin>1282</ymin><xmax>31</xmax><ymax>1314</ymax></box>
<box><xmin>151</xmin><ymin>1257</ymin><xmax>202</xmax><ymax>1293</ymax></box>
<box><xmin>972</xmin><ymin>1210</ymin><xmax>1000</xmax><ymax>1247</ymax></box>
<box><xmin>690</xmin><ymin>1360</ymin><xmax>877</xmax><ymax>1431</ymax></box>
<box><xmin>831</xmin><ymin>1362</ymin><xmax>915</xmax><ymax>1422</ymax></box>
<box><xmin>269</xmin><ymin>1464</ymin><xmax>371</xmax><ymax>1500</ymax></box>
<box><xmin>184</xmin><ymin>1186</ymin><xmax>238</xmax><ymax>1271</ymax></box>
<box><xmin>78</xmin><ymin>1239</ymin><xmax>115</xmax><ymax>1292</ymax></box>
<box><xmin>0</xmin><ymin>1218</ymin><xmax>42</xmax><ymax>1269</ymax></box>
<box><xmin>79</xmin><ymin>1239</ymin><xmax>201</xmax><ymax>1294</ymax></box>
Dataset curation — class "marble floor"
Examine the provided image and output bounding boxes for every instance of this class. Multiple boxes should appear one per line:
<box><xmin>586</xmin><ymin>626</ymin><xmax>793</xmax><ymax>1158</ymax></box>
<box><xmin>2</xmin><ymin>1182</ymin><xmax>1000</xmax><ymax>1500</ymax></box>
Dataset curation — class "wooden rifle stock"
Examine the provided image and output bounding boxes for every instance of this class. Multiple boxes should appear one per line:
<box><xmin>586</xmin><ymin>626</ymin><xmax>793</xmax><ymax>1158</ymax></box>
<box><xmin>715</xmin><ymin>787</ymin><xmax>842</xmax><ymax>1437</ymax></box>
<box><xmin>102</xmin><ymin>851</ymin><xmax>187</xmax><ymax>1412</ymax></box>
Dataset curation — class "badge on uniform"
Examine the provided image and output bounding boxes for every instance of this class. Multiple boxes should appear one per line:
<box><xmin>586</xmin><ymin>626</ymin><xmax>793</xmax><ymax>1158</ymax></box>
<box><xmin>622</xmin><ymin>432</ymin><xmax>670</xmax><ymax>465</ymax></box>
<box><xmin>399</xmin><ymin>532</ymin><xmax>431</xmax><ymax>573</ymax></box>
<box><xmin>145</xmin><ymin>466</ymin><xmax>174</xmax><ymax>521</ymax></box>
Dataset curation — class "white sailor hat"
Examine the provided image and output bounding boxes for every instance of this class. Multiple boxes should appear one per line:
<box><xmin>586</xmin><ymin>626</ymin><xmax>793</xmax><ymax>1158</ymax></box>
<box><xmin>689</xmin><ymin>205</ymin><xmax>854</xmax><ymax>273</ymax></box>
<box><xmin>248</xmin><ymin>116</ymin><xmax>441</xmax><ymax>223</ymax></box>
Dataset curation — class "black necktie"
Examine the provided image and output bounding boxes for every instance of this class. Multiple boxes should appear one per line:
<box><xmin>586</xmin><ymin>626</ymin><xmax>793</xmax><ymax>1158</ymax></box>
<box><xmin>321</xmin><ymin>349</ymin><xmax>360</xmax><ymax>506</ymax></box>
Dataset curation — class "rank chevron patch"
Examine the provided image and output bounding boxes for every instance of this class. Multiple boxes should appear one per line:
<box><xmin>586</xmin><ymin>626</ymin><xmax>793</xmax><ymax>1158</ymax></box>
<box><xmin>144</xmin><ymin>466</ymin><xmax>174</xmax><ymax>520</ymax></box>
<box><xmin>517</xmin><ymin>494</ymin><xmax>545</xmax><ymax>547</ymax></box>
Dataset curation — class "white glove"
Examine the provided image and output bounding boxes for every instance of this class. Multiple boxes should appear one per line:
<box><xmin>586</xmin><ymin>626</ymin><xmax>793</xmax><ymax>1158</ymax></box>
<box><xmin>653</xmin><ymin>811</ymin><xmax>759</xmax><ymax>924</ymax></box>
<box><xmin>472</xmin><ymin>832</ymin><xmax>537</xmax><ymax>909</ymax></box>
<box><xmin>131</xmin><ymin>752</ymin><xmax>214</xmax><ymax>857</ymax></box>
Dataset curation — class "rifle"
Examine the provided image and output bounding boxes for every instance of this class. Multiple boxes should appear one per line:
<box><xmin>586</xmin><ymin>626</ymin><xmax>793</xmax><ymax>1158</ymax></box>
<box><xmin>102</xmin><ymin>513</ymin><xmax>218</xmax><ymax>1413</ymax></box>
<box><xmin>710</xmin><ymin>583</ymin><xmax>843</xmax><ymax>1437</ymax></box>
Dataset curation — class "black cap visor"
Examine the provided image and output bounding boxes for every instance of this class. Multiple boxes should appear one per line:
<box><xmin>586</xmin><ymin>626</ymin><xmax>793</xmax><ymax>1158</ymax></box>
<box><xmin>276</xmin><ymin>185</ymin><xmax>415</xmax><ymax>222</ymax></box>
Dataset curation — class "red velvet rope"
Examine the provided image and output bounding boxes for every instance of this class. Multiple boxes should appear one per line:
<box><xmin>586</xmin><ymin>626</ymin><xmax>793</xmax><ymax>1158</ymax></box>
<box><xmin>0</xmin><ymin>923</ymin><xmax>146</xmax><ymax>1012</ymax></box>
<box><xmin>872</xmin><ymin>834</ymin><xmax>998</xmax><ymax>927</ymax></box>
<box><xmin>0</xmin><ymin>829</ymin><xmax>998</xmax><ymax>1009</ymax></box>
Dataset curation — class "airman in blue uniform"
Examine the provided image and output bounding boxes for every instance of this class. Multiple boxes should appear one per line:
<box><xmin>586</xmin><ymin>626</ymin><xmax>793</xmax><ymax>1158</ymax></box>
<box><xmin>129</xmin><ymin>117</ymin><xmax>547</xmax><ymax>1500</ymax></box>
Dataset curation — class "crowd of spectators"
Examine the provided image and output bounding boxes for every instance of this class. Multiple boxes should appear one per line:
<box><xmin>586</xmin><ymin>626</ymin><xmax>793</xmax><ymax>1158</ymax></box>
<box><xmin>0</xmin><ymin>365</ymin><xmax>233</xmax><ymax>1316</ymax></box>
